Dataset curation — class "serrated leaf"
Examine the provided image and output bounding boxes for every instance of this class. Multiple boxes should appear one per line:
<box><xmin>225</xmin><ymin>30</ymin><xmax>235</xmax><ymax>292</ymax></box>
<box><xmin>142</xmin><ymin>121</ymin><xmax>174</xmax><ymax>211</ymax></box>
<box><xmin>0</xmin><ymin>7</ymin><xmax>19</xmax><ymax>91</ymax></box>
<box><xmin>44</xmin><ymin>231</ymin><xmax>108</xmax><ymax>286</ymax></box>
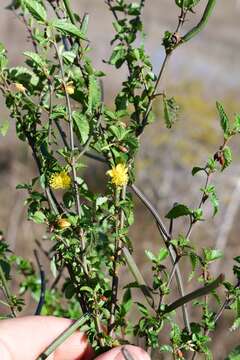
<box><xmin>216</xmin><ymin>101</ymin><xmax>230</xmax><ymax>136</ymax></box>
<box><xmin>163</xmin><ymin>96</ymin><xmax>179</xmax><ymax>129</ymax></box>
<box><xmin>209</xmin><ymin>190</ymin><xmax>219</xmax><ymax>216</ymax></box>
<box><xmin>23</xmin><ymin>0</ymin><xmax>47</xmax><ymax>22</ymax></box>
<box><xmin>72</xmin><ymin>112</ymin><xmax>90</xmax><ymax>144</ymax></box>
<box><xmin>204</xmin><ymin>248</ymin><xmax>223</xmax><ymax>263</ymax></box>
<box><xmin>24</xmin><ymin>51</ymin><xmax>46</xmax><ymax>67</ymax></box>
<box><xmin>51</xmin><ymin>19</ymin><xmax>86</xmax><ymax>40</ymax></box>
<box><xmin>0</xmin><ymin>121</ymin><xmax>9</xmax><ymax>136</ymax></box>
<box><xmin>9</xmin><ymin>66</ymin><xmax>39</xmax><ymax>86</ymax></box>
<box><xmin>88</xmin><ymin>75</ymin><xmax>101</xmax><ymax>113</ymax></box>
<box><xmin>30</xmin><ymin>210</ymin><xmax>46</xmax><ymax>224</ymax></box>
<box><xmin>233</xmin><ymin>114</ymin><xmax>240</xmax><ymax>133</ymax></box>
<box><xmin>109</xmin><ymin>45</ymin><xmax>126</xmax><ymax>68</ymax></box>
<box><xmin>222</xmin><ymin>146</ymin><xmax>232</xmax><ymax>170</ymax></box>
<box><xmin>165</xmin><ymin>204</ymin><xmax>192</xmax><ymax>219</ymax></box>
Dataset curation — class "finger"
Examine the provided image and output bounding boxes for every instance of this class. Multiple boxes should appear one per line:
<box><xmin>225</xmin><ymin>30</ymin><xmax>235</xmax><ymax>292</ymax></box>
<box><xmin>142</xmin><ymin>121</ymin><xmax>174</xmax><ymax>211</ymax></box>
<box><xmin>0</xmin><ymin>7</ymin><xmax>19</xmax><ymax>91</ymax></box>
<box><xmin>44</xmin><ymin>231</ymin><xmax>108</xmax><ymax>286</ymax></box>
<box><xmin>0</xmin><ymin>316</ymin><xmax>94</xmax><ymax>360</ymax></box>
<box><xmin>95</xmin><ymin>345</ymin><xmax>151</xmax><ymax>360</ymax></box>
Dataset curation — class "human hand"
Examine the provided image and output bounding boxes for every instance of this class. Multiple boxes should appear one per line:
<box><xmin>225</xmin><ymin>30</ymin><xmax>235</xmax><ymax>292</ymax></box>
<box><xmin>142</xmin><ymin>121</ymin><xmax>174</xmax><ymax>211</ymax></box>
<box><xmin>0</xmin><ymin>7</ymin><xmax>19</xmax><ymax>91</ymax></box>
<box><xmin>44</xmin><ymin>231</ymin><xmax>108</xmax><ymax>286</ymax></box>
<box><xmin>0</xmin><ymin>316</ymin><xmax>150</xmax><ymax>360</ymax></box>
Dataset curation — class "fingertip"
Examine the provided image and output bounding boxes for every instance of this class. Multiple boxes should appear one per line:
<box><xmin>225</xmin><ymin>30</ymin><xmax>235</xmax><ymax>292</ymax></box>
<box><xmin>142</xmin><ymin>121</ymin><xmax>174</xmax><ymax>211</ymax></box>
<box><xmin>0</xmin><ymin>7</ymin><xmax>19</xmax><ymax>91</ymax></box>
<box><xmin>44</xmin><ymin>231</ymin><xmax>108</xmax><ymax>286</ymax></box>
<box><xmin>95</xmin><ymin>345</ymin><xmax>150</xmax><ymax>360</ymax></box>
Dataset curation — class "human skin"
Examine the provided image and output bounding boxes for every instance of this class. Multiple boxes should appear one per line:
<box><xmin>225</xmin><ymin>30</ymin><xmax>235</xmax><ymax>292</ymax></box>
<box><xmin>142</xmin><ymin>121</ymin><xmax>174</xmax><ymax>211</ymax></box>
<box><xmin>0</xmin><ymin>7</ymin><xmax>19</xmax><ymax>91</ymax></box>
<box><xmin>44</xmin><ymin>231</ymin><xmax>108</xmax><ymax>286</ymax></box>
<box><xmin>0</xmin><ymin>316</ymin><xmax>150</xmax><ymax>360</ymax></box>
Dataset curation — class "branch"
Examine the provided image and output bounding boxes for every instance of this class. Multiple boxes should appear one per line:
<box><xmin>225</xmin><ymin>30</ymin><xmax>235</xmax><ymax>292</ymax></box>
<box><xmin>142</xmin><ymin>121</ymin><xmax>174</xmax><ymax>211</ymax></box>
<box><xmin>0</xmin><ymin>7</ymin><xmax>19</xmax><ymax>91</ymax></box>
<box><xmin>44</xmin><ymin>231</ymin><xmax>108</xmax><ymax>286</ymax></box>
<box><xmin>36</xmin><ymin>313</ymin><xmax>90</xmax><ymax>360</ymax></box>
<box><xmin>181</xmin><ymin>0</ymin><xmax>217</xmax><ymax>43</ymax></box>
<box><xmin>165</xmin><ymin>274</ymin><xmax>224</xmax><ymax>314</ymax></box>
<box><xmin>34</xmin><ymin>250</ymin><xmax>46</xmax><ymax>315</ymax></box>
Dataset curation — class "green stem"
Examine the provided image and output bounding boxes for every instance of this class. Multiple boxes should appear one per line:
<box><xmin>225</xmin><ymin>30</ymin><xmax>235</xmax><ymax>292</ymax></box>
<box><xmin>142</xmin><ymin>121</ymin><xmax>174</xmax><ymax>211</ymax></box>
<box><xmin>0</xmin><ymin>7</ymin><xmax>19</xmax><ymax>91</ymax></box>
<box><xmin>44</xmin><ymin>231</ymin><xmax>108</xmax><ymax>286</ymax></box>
<box><xmin>164</xmin><ymin>274</ymin><xmax>224</xmax><ymax>314</ymax></box>
<box><xmin>0</xmin><ymin>263</ymin><xmax>16</xmax><ymax>317</ymax></box>
<box><xmin>181</xmin><ymin>0</ymin><xmax>217</xmax><ymax>43</ymax></box>
<box><xmin>123</xmin><ymin>247</ymin><xmax>154</xmax><ymax>309</ymax></box>
<box><xmin>36</xmin><ymin>313</ymin><xmax>90</xmax><ymax>360</ymax></box>
<box><xmin>62</xmin><ymin>0</ymin><xmax>76</xmax><ymax>24</ymax></box>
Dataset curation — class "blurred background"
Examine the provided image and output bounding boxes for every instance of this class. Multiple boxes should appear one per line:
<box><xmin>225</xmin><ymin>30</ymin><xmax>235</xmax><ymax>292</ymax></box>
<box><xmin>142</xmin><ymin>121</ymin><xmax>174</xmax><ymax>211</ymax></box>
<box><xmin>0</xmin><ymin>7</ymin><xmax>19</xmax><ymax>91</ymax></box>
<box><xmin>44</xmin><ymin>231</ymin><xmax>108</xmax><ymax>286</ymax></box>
<box><xmin>0</xmin><ymin>0</ymin><xmax>240</xmax><ymax>358</ymax></box>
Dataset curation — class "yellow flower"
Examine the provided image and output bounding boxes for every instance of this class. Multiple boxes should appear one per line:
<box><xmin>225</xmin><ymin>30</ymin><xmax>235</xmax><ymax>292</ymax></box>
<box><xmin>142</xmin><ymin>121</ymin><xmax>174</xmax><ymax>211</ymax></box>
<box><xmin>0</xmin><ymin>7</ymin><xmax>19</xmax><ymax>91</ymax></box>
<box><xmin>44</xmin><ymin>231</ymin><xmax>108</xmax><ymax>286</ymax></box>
<box><xmin>57</xmin><ymin>218</ymin><xmax>71</xmax><ymax>229</ymax></box>
<box><xmin>14</xmin><ymin>83</ymin><xmax>26</xmax><ymax>93</ymax></box>
<box><xmin>65</xmin><ymin>84</ymin><xmax>75</xmax><ymax>95</ymax></box>
<box><xmin>106</xmin><ymin>163</ymin><xmax>128</xmax><ymax>187</ymax></box>
<box><xmin>49</xmin><ymin>171</ymin><xmax>71</xmax><ymax>189</ymax></box>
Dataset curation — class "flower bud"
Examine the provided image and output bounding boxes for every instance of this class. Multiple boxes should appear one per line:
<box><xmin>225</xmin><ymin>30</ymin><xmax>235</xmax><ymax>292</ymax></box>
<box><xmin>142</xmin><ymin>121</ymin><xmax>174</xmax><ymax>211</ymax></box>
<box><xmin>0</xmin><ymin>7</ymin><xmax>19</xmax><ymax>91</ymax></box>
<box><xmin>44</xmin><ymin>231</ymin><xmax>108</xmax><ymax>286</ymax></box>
<box><xmin>14</xmin><ymin>83</ymin><xmax>26</xmax><ymax>93</ymax></box>
<box><xmin>57</xmin><ymin>218</ymin><xmax>71</xmax><ymax>229</ymax></box>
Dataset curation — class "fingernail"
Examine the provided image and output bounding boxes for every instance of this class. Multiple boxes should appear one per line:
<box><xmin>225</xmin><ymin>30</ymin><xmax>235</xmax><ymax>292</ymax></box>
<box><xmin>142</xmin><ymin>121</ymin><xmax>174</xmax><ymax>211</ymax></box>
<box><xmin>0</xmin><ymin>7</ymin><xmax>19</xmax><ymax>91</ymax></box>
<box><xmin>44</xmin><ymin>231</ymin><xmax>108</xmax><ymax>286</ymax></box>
<box><xmin>121</xmin><ymin>347</ymin><xmax>135</xmax><ymax>360</ymax></box>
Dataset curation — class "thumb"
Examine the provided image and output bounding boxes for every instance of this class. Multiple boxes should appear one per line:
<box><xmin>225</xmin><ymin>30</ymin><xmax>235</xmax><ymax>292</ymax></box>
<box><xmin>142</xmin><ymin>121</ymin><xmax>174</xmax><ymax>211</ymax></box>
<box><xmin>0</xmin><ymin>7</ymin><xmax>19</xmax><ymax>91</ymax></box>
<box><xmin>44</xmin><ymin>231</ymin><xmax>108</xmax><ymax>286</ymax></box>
<box><xmin>95</xmin><ymin>345</ymin><xmax>151</xmax><ymax>360</ymax></box>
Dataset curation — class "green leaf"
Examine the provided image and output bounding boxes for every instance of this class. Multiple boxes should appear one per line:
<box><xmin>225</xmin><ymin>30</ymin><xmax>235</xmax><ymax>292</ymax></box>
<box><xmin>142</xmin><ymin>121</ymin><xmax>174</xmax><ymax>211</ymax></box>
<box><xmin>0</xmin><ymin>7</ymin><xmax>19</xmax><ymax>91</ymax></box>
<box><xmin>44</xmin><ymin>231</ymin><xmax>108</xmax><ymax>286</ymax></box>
<box><xmin>63</xmin><ymin>282</ymin><xmax>75</xmax><ymax>299</ymax></box>
<box><xmin>203</xmin><ymin>248</ymin><xmax>223</xmax><ymax>264</ymax></box>
<box><xmin>122</xmin><ymin>288</ymin><xmax>132</xmax><ymax>314</ymax></box>
<box><xmin>225</xmin><ymin>345</ymin><xmax>240</xmax><ymax>359</ymax></box>
<box><xmin>62</xmin><ymin>51</ymin><xmax>76</xmax><ymax>64</ymax></box>
<box><xmin>23</xmin><ymin>0</ymin><xmax>47</xmax><ymax>22</ymax></box>
<box><xmin>24</xmin><ymin>51</ymin><xmax>46</xmax><ymax>68</ymax></box>
<box><xmin>165</xmin><ymin>204</ymin><xmax>192</xmax><ymax>219</ymax></box>
<box><xmin>192</xmin><ymin>166</ymin><xmax>204</xmax><ymax>176</ymax></box>
<box><xmin>160</xmin><ymin>345</ymin><xmax>173</xmax><ymax>353</ymax></box>
<box><xmin>175</xmin><ymin>0</ymin><xmax>201</xmax><ymax>10</ymax></box>
<box><xmin>0</xmin><ymin>121</ymin><xmax>9</xmax><ymax>136</ymax></box>
<box><xmin>216</xmin><ymin>101</ymin><xmax>230</xmax><ymax>136</ymax></box>
<box><xmin>9</xmin><ymin>66</ymin><xmax>39</xmax><ymax>87</ymax></box>
<box><xmin>222</xmin><ymin>146</ymin><xmax>232</xmax><ymax>170</ymax></box>
<box><xmin>233</xmin><ymin>114</ymin><xmax>240</xmax><ymax>133</ymax></box>
<box><xmin>30</xmin><ymin>210</ymin><xmax>46</xmax><ymax>224</ymax></box>
<box><xmin>72</xmin><ymin>112</ymin><xmax>90</xmax><ymax>144</ymax></box>
<box><xmin>136</xmin><ymin>302</ymin><xmax>149</xmax><ymax>316</ymax></box>
<box><xmin>80</xmin><ymin>13</ymin><xmax>89</xmax><ymax>35</ymax></box>
<box><xmin>51</xmin><ymin>19</ymin><xmax>87</xmax><ymax>40</ymax></box>
<box><xmin>157</xmin><ymin>248</ymin><xmax>169</xmax><ymax>262</ymax></box>
<box><xmin>109</xmin><ymin>45</ymin><xmax>127</xmax><ymax>68</ymax></box>
<box><xmin>208</xmin><ymin>188</ymin><xmax>219</xmax><ymax>216</ymax></box>
<box><xmin>145</xmin><ymin>250</ymin><xmax>156</xmax><ymax>262</ymax></box>
<box><xmin>163</xmin><ymin>96</ymin><xmax>179</xmax><ymax>129</ymax></box>
<box><xmin>88</xmin><ymin>75</ymin><xmax>101</xmax><ymax>113</ymax></box>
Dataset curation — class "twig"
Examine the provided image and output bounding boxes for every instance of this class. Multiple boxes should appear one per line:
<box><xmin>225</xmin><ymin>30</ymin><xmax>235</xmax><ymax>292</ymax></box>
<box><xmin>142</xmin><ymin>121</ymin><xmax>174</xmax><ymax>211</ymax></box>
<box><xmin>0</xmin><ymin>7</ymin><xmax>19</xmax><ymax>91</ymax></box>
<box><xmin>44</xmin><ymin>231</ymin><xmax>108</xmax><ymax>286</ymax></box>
<box><xmin>53</xmin><ymin>42</ymin><xmax>88</xmax><ymax>274</ymax></box>
<box><xmin>34</xmin><ymin>250</ymin><xmax>46</xmax><ymax>315</ymax></box>
<box><xmin>165</xmin><ymin>274</ymin><xmax>224</xmax><ymax>314</ymax></box>
<box><xmin>0</xmin><ymin>262</ymin><xmax>16</xmax><ymax>317</ymax></box>
<box><xmin>131</xmin><ymin>184</ymin><xmax>191</xmax><ymax>332</ymax></box>
<box><xmin>138</xmin><ymin>54</ymin><xmax>170</xmax><ymax>135</ymax></box>
<box><xmin>36</xmin><ymin>313</ymin><xmax>90</xmax><ymax>360</ymax></box>
<box><xmin>181</xmin><ymin>0</ymin><xmax>217</xmax><ymax>43</ymax></box>
<box><xmin>213</xmin><ymin>178</ymin><xmax>240</xmax><ymax>274</ymax></box>
<box><xmin>123</xmin><ymin>247</ymin><xmax>154</xmax><ymax>308</ymax></box>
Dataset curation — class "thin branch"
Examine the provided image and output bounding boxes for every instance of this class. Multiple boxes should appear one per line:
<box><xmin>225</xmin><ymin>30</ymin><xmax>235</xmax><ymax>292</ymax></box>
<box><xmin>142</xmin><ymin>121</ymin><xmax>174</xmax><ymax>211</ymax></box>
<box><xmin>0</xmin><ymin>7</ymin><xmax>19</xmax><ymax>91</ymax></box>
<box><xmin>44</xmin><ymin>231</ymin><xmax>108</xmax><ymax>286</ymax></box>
<box><xmin>165</xmin><ymin>274</ymin><xmax>224</xmax><ymax>314</ymax></box>
<box><xmin>34</xmin><ymin>250</ymin><xmax>46</xmax><ymax>315</ymax></box>
<box><xmin>0</xmin><ymin>262</ymin><xmax>16</xmax><ymax>317</ymax></box>
<box><xmin>36</xmin><ymin>313</ymin><xmax>90</xmax><ymax>360</ymax></box>
<box><xmin>131</xmin><ymin>184</ymin><xmax>191</xmax><ymax>332</ymax></box>
<box><xmin>123</xmin><ymin>247</ymin><xmax>154</xmax><ymax>308</ymax></box>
